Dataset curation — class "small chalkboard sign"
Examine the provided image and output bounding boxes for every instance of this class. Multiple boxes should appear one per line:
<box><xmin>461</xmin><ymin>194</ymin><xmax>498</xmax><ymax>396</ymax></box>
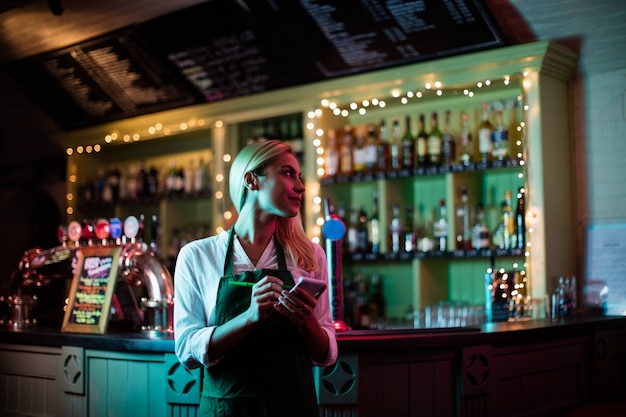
<box><xmin>62</xmin><ymin>246</ymin><xmax>122</xmax><ymax>334</ymax></box>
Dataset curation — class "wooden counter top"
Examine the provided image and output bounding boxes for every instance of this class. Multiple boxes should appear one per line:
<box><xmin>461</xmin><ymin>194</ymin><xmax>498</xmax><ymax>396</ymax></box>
<box><xmin>1</xmin><ymin>315</ymin><xmax>623</xmax><ymax>353</ymax></box>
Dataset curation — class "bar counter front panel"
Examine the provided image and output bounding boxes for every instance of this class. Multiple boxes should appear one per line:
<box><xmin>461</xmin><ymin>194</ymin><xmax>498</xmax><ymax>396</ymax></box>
<box><xmin>1</xmin><ymin>316</ymin><xmax>625</xmax><ymax>417</ymax></box>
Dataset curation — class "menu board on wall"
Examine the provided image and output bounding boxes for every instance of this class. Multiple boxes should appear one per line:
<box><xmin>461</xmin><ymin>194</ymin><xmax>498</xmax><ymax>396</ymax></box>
<box><xmin>141</xmin><ymin>0</ymin><xmax>504</xmax><ymax>103</ymax></box>
<box><xmin>62</xmin><ymin>246</ymin><xmax>122</xmax><ymax>334</ymax></box>
<box><xmin>5</xmin><ymin>30</ymin><xmax>200</xmax><ymax>130</ymax></box>
<box><xmin>4</xmin><ymin>0</ymin><xmax>503</xmax><ymax>129</ymax></box>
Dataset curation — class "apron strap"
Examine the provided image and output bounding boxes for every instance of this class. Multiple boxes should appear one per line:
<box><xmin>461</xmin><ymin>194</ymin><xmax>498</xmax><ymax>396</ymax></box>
<box><xmin>224</xmin><ymin>228</ymin><xmax>289</xmax><ymax>276</ymax></box>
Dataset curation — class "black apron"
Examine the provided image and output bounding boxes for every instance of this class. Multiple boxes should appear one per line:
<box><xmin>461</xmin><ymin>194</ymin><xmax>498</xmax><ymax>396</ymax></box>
<box><xmin>200</xmin><ymin>229</ymin><xmax>319</xmax><ymax>417</ymax></box>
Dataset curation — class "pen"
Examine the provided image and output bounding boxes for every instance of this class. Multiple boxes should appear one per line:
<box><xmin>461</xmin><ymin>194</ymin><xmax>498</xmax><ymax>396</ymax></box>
<box><xmin>229</xmin><ymin>281</ymin><xmax>293</xmax><ymax>290</ymax></box>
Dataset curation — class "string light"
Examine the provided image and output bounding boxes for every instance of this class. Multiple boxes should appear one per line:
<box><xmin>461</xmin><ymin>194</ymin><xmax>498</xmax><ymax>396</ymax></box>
<box><xmin>310</xmin><ymin>72</ymin><xmax>531</xmax><ymax>276</ymax></box>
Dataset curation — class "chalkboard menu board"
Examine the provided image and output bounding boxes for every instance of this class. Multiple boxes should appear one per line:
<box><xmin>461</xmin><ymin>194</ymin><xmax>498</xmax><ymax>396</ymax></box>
<box><xmin>62</xmin><ymin>246</ymin><xmax>122</xmax><ymax>334</ymax></box>
<box><xmin>5</xmin><ymin>30</ymin><xmax>200</xmax><ymax>130</ymax></box>
<box><xmin>140</xmin><ymin>0</ymin><xmax>504</xmax><ymax>103</ymax></box>
<box><xmin>5</xmin><ymin>0</ymin><xmax>503</xmax><ymax>129</ymax></box>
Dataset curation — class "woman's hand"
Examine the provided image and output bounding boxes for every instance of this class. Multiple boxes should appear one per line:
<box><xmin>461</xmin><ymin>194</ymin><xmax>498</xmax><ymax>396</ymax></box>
<box><xmin>246</xmin><ymin>276</ymin><xmax>285</xmax><ymax>323</ymax></box>
<box><xmin>274</xmin><ymin>287</ymin><xmax>318</xmax><ymax>326</ymax></box>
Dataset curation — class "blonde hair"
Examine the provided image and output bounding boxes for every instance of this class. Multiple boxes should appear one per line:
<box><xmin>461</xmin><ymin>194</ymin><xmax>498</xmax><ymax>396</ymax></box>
<box><xmin>229</xmin><ymin>141</ymin><xmax>317</xmax><ymax>271</ymax></box>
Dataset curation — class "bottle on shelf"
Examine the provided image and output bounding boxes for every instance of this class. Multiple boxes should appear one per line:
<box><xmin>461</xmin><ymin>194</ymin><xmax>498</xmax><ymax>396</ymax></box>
<box><xmin>352</xmin><ymin>126</ymin><xmax>366</xmax><ymax>174</ymax></box>
<box><xmin>356</xmin><ymin>207</ymin><xmax>369</xmax><ymax>253</ymax></box>
<box><xmin>339</xmin><ymin>126</ymin><xmax>353</xmax><ymax>176</ymax></box>
<box><xmin>364</xmin><ymin>124</ymin><xmax>378</xmax><ymax>172</ymax></box>
<box><xmin>401</xmin><ymin>115</ymin><xmax>415</xmax><ymax>170</ymax></box>
<box><xmin>415</xmin><ymin>113</ymin><xmax>428</xmax><ymax>168</ymax></box>
<box><xmin>427</xmin><ymin>111</ymin><xmax>442</xmax><ymax>168</ymax></box>
<box><xmin>471</xmin><ymin>203</ymin><xmax>491</xmax><ymax>250</ymax></box>
<box><xmin>484</xmin><ymin>185</ymin><xmax>499</xmax><ymax>240</ymax></box>
<box><xmin>458</xmin><ymin>110</ymin><xmax>474</xmax><ymax>166</ymax></box>
<box><xmin>455</xmin><ymin>185</ymin><xmax>471</xmax><ymax>250</ymax></box>
<box><xmin>369</xmin><ymin>190</ymin><xmax>380</xmax><ymax>254</ymax></box>
<box><xmin>441</xmin><ymin>110</ymin><xmax>456</xmax><ymax>168</ymax></box>
<box><xmin>376</xmin><ymin>119</ymin><xmax>390</xmax><ymax>172</ymax></box>
<box><xmin>126</xmin><ymin>164</ymin><xmax>138</xmax><ymax>201</ymax></box>
<box><xmin>515</xmin><ymin>187</ymin><xmax>526</xmax><ymax>249</ymax></box>
<box><xmin>325</xmin><ymin>128</ymin><xmax>340</xmax><ymax>177</ymax></box>
<box><xmin>403</xmin><ymin>205</ymin><xmax>416</xmax><ymax>253</ymax></box>
<box><xmin>433</xmin><ymin>199</ymin><xmax>448</xmax><ymax>252</ymax></box>
<box><xmin>347</xmin><ymin>203</ymin><xmax>358</xmax><ymax>253</ymax></box>
<box><xmin>495</xmin><ymin>190</ymin><xmax>514</xmax><ymax>249</ymax></box>
<box><xmin>336</xmin><ymin>201</ymin><xmax>349</xmax><ymax>254</ymax></box>
<box><xmin>492</xmin><ymin>109</ymin><xmax>509</xmax><ymax>161</ymax></box>
<box><xmin>415</xmin><ymin>202</ymin><xmax>429</xmax><ymax>252</ymax></box>
<box><xmin>389</xmin><ymin>118</ymin><xmax>402</xmax><ymax>170</ymax></box>
<box><xmin>194</xmin><ymin>157</ymin><xmax>211</xmax><ymax>195</ymax></box>
<box><xmin>478</xmin><ymin>102</ymin><xmax>494</xmax><ymax>164</ymax></box>
<box><xmin>388</xmin><ymin>202</ymin><xmax>402</xmax><ymax>254</ymax></box>
<box><xmin>183</xmin><ymin>161</ymin><xmax>194</xmax><ymax>195</ymax></box>
<box><xmin>353</xmin><ymin>271</ymin><xmax>370</xmax><ymax>329</ymax></box>
<box><xmin>368</xmin><ymin>274</ymin><xmax>385</xmax><ymax>329</ymax></box>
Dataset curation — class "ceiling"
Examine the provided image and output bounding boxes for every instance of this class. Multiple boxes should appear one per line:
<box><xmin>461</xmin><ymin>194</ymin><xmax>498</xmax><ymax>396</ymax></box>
<box><xmin>0</xmin><ymin>0</ymin><xmax>207</xmax><ymax>63</ymax></box>
<box><xmin>0</xmin><ymin>0</ymin><xmax>535</xmax><ymax>172</ymax></box>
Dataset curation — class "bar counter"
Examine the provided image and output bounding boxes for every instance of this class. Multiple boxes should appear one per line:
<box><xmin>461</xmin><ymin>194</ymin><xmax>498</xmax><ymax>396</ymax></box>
<box><xmin>1</xmin><ymin>316</ymin><xmax>625</xmax><ymax>417</ymax></box>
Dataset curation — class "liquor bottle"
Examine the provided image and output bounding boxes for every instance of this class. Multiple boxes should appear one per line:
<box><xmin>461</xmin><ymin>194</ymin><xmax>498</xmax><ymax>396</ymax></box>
<box><xmin>415</xmin><ymin>202</ymin><xmax>428</xmax><ymax>252</ymax></box>
<box><xmin>433</xmin><ymin>199</ymin><xmax>448</xmax><ymax>252</ymax></box>
<box><xmin>455</xmin><ymin>185</ymin><xmax>471</xmax><ymax>250</ymax></box>
<box><xmin>492</xmin><ymin>109</ymin><xmax>509</xmax><ymax>161</ymax></box>
<box><xmin>427</xmin><ymin>111</ymin><xmax>442</xmax><ymax>167</ymax></box>
<box><xmin>416</xmin><ymin>113</ymin><xmax>428</xmax><ymax>168</ymax></box>
<box><xmin>325</xmin><ymin>129</ymin><xmax>340</xmax><ymax>177</ymax></box>
<box><xmin>389</xmin><ymin>202</ymin><xmax>402</xmax><ymax>253</ymax></box>
<box><xmin>357</xmin><ymin>207</ymin><xmax>369</xmax><ymax>253</ymax></box>
<box><xmin>347</xmin><ymin>203</ymin><xmax>358</xmax><ymax>253</ymax></box>
<box><xmin>514</xmin><ymin>187</ymin><xmax>526</xmax><ymax>249</ymax></box>
<box><xmin>441</xmin><ymin>110</ymin><xmax>456</xmax><ymax>168</ymax></box>
<box><xmin>138</xmin><ymin>160</ymin><xmax>150</xmax><ymax>198</ymax></box>
<box><xmin>194</xmin><ymin>158</ymin><xmax>210</xmax><ymax>195</ymax></box>
<box><xmin>478</xmin><ymin>102</ymin><xmax>494</xmax><ymax>163</ymax></box>
<box><xmin>369</xmin><ymin>190</ymin><xmax>380</xmax><ymax>254</ymax></box>
<box><xmin>353</xmin><ymin>271</ymin><xmax>370</xmax><ymax>329</ymax></box>
<box><xmin>499</xmin><ymin>190</ymin><xmax>514</xmax><ymax>249</ymax></box>
<box><xmin>364</xmin><ymin>125</ymin><xmax>378</xmax><ymax>172</ymax></box>
<box><xmin>389</xmin><ymin>118</ymin><xmax>402</xmax><ymax>170</ymax></box>
<box><xmin>471</xmin><ymin>203</ymin><xmax>491</xmax><ymax>249</ymax></box>
<box><xmin>403</xmin><ymin>205</ymin><xmax>416</xmax><ymax>252</ymax></box>
<box><xmin>352</xmin><ymin>126</ymin><xmax>366</xmax><ymax>173</ymax></box>
<box><xmin>458</xmin><ymin>111</ymin><xmax>473</xmax><ymax>166</ymax></box>
<box><xmin>339</xmin><ymin>127</ymin><xmax>353</xmax><ymax>176</ymax></box>
<box><xmin>401</xmin><ymin>116</ymin><xmax>415</xmax><ymax>170</ymax></box>
<box><xmin>183</xmin><ymin>160</ymin><xmax>194</xmax><ymax>195</ymax></box>
<box><xmin>166</xmin><ymin>159</ymin><xmax>177</xmax><ymax>194</ymax></box>
<box><xmin>376</xmin><ymin>119</ymin><xmax>390</xmax><ymax>172</ymax></box>
<box><xmin>368</xmin><ymin>274</ymin><xmax>385</xmax><ymax>329</ymax></box>
<box><xmin>336</xmin><ymin>201</ymin><xmax>349</xmax><ymax>254</ymax></box>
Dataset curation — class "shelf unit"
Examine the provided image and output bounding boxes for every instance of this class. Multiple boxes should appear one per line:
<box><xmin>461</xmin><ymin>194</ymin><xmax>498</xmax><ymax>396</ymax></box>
<box><xmin>55</xmin><ymin>40</ymin><xmax>578</xmax><ymax>319</ymax></box>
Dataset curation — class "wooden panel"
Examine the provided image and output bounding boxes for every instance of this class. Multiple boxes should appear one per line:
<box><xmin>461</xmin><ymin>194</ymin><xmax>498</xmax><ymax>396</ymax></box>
<box><xmin>491</xmin><ymin>337</ymin><xmax>589</xmax><ymax>416</ymax></box>
<box><xmin>359</xmin><ymin>349</ymin><xmax>456</xmax><ymax>417</ymax></box>
<box><xmin>0</xmin><ymin>344</ymin><xmax>61</xmax><ymax>417</ymax></box>
<box><xmin>85</xmin><ymin>351</ymin><xmax>167</xmax><ymax>417</ymax></box>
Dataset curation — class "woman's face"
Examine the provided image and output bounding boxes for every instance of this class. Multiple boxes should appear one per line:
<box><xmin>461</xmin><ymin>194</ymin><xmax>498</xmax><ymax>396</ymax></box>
<box><xmin>254</xmin><ymin>152</ymin><xmax>305</xmax><ymax>218</ymax></box>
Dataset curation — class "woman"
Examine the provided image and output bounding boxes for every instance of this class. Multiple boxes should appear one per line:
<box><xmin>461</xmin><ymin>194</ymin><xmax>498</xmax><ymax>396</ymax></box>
<box><xmin>174</xmin><ymin>140</ymin><xmax>338</xmax><ymax>417</ymax></box>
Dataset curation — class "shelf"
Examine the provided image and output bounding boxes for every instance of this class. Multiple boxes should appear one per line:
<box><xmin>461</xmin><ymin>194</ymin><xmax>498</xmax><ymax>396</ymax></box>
<box><xmin>345</xmin><ymin>248</ymin><xmax>524</xmax><ymax>263</ymax></box>
<box><xmin>320</xmin><ymin>158</ymin><xmax>524</xmax><ymax>185</ymax></box>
